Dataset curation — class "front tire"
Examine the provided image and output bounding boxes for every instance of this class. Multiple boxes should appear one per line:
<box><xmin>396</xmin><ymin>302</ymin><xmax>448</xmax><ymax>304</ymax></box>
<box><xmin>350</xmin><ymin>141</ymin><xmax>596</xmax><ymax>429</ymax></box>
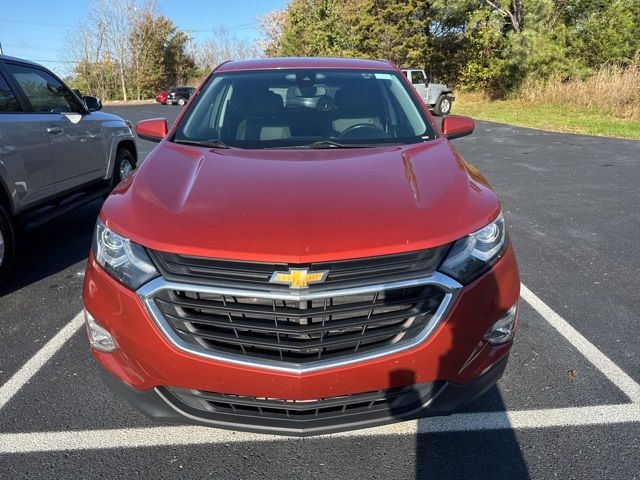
<box><xmin>433</xmin><ymin>95</ymin><xmax>453</xmax><ymax>116</ymax></box>
<box><xmin>0</xmin><ymin>204</ymin><xmax>15</xmax><ymax>287</ymax></box>
<box><xmin>112</xmin><ymin>148</ymin><xmax>136</xmax><ymax>187</ymax></box>
<box><xmin>177</xmin><ymin>98</ymin><xmax>186</xmax><ymax>106</ymax></box>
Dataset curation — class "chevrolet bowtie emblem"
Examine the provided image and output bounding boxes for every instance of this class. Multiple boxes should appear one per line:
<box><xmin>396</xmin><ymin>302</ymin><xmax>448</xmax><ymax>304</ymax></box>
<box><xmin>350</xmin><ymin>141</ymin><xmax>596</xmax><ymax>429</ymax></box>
<box><xmin>269</xmin><ymin>268</ymin><xmax>329</xmax><ymax>289</ymax></box>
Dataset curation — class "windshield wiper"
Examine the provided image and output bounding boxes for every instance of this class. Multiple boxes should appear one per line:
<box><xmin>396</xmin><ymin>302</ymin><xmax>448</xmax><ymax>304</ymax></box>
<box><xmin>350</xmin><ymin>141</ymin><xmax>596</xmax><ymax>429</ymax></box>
<box><xmin>173</xmin><ymin>139</ymin><xmax>231</xmax><ymax>149</ymax></box>
<box><xmin>303</xmin><ymin>140</ymin><xmax>374</xmax><ymax>149</ymax></box>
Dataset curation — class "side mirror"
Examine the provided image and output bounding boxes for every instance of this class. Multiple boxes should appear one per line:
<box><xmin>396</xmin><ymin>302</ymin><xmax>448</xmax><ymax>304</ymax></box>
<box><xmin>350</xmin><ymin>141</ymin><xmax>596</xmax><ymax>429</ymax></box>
<box><xmin>441</xmin><ymin>115</ymin><xmax>475</xmax><ymax>140</ymax></box>
<box><xmin>83</xmin><ymin>95</ymin><xmax>102</xmax><ymax>112</ymax></box>
<box><xmin>136</xmin><ymin>118</ymin><xmax>168</xmax><ymax>143</ymax></box>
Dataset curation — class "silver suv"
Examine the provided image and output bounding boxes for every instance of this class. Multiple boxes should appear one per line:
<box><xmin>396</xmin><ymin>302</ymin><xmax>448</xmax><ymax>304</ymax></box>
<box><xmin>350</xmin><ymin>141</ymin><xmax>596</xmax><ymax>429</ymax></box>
<box><xmin>401</xmin><ymin>68</ymin><xmax>455</xmax><ymax>116</ymax></box>
<box><xmin>0</xmin><ymin>55</ymin><xmax>137</xmax><ymax>285</ymax></box>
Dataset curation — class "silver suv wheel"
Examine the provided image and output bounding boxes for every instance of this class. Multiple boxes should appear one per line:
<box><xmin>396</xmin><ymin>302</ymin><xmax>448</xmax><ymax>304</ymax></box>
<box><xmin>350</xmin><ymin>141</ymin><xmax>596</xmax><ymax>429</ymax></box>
<box><xmin>440</xmin><ymin>98</ymin><xmax>451</xmax><ymax>114</ymax></box>
<box><xmin>119</xmin><ymin>158</ymin><xmax>134</xmax><ymax>181</ymax></box>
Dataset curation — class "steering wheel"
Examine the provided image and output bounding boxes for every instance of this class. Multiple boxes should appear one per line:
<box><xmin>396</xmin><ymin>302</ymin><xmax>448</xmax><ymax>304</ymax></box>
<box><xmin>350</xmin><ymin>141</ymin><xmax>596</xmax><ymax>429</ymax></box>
<box><xmin>338</xmin><ymin>123</ymin><xmax>388</xmax><ymax>140</ymax></box>
<box><xmin>316</xmin><ymin>96</ymin><xmax>333</xmax><ymax>112</ymax></box>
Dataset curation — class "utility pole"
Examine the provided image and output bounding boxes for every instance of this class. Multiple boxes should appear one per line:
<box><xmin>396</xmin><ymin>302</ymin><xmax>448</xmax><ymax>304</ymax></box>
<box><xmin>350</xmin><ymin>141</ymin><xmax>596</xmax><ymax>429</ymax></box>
<box><xmin>0</xmin><ymin>41</ymin><xmax>4</xmax><ymax>55</ymax></box>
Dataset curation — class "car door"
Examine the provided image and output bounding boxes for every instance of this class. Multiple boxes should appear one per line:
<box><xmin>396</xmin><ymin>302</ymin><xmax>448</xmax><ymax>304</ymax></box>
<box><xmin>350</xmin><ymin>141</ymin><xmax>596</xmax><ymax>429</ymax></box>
<box><xmin>409</xmin><ymin>70</ymin><xmax>429</xmax><ymax>103</ymax></box>
<box><xmin>0</xmin><ymin>64</ymin><xmax>55</xmax><ymax>210</ymax></box>
<box><xmin>5</xmin><ymin>62</ymin><xmax>104</xmax><ymax>194</ymax></box>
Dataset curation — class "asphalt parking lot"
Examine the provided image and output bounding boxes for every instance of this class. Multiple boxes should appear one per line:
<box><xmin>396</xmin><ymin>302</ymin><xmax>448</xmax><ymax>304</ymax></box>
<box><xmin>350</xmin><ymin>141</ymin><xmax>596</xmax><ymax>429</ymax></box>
<box><xmin>1</xmin><ymin>104</ymin><xmax>638</xmax><ymax>479</ymax></box>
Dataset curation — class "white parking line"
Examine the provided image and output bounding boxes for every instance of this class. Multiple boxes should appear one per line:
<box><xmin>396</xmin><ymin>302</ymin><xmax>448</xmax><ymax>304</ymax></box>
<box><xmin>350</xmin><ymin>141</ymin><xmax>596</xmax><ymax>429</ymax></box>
<box><xmin>520</xmin><ymin>284</ymin><xmax>640</xmax><ymax>404</ymax></box>
<box><xmin>0</xmin><ymin>312</ymin><xmax>84</xmax><ymax>411</ymax></box>
<box><xmin>1</xmin><ymin>403</ymin><xmax>638</xmax><ymax>453</ymax></box>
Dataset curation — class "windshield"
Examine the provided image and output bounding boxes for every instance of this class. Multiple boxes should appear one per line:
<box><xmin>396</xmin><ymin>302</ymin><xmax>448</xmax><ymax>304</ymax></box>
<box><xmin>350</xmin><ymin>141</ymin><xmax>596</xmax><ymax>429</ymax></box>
<box><xmin>173</xmin><ymin>69</ymin><xmax>435</xmax><ymax>149</ymax></box>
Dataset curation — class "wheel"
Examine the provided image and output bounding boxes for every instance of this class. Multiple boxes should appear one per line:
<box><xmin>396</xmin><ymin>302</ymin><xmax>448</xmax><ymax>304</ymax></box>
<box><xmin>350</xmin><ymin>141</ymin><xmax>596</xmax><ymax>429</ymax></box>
<box><xmin>112</xmin><ymin>148</ymin><xmax>136</xmax><ymax>187</ymax></box>
<box><xmin>177</xmin><ymin>97</ymin><xmax>186</xmax><ymax>106</ymax></box>
<box><xmin>433</xmin><ymin>95</ymin><xmax>453</xmax><ymax>116</ymax></box>
<box><xmin>0</xmin><ymin>204</ymin><xmax>15</xmax><ymax>287</ymax></box>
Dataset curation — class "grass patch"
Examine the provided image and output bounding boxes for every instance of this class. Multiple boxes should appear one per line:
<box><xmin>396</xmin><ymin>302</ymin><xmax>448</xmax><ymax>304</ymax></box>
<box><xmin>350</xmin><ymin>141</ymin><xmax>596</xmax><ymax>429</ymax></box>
<box><xmin>454</xmin><ymin>93</ymin><xmax>640</xmax><ymax>140</ymax></box>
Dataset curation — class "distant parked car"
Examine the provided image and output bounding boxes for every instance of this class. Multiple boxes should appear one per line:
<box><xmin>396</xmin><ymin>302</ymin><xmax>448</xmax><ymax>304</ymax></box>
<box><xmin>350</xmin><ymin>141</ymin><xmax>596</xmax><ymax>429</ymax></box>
<box><xmin>401</xmin><ymin>68</ymin><xmax>454</xmax><ymax>116</ymax></box>
<box><xmin>0</xmin><ymin>54</ymin><xmax>137</xmax><ymax>286</ymax></box>
<box><xmin>167</xmin><ymin>87</ymin><xmax>195</xmax><ymax>106</ymax></box>
<box><xmin>155</xmin><ymin>90</ymin><xmax>169</xmax><ymax>105</ymax></box>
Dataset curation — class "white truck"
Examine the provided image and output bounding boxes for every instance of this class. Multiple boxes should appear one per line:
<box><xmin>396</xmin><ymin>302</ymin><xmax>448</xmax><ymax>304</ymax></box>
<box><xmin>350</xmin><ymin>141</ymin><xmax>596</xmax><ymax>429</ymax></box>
<box><xmin>401</xmin><ymin>68</ymin><xmax>454</xmax><ymax>116</ymax></box>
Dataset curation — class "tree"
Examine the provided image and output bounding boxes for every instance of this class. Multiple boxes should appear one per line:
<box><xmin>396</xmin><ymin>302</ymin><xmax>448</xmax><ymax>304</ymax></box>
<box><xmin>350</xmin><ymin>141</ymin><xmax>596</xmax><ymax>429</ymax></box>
<box><xmin>129</xmin><ymin>2</ymin><xmax>166</xmax><ymax>99</ymax></box>
<box><xmin>483</xmin><ymin>0</ymin><xmax>523</xmax><ymax>32</ymax></box>
<box><xmin>196</xmin><ymin>29</ymin><xmax>258</xmax><ymax>70</ymax></box>
<box><xmin>273</xmin><ymin>0</ymin><xmax>352</xmax><ymax>57</ymax></box>
<box><xmin>571</xmin><ymin>0</ymin><xmax>640</xmax><ymax>68</ymax></box>
<box><xmin>163</xmin><ymin>25</ymin><xmax>195</xmax><ymax>86</ymax></box>
<box><xmin>63</xmin><ymin>0</ymin><xmax>196</xmax><ymax>100</ymax></box>
<box><xmin>256</xmin><ymin>9</ymin><xmax>287</xmax><ymax>56</ymax></box>
<box><xmin>352</xmin><ymin>0</ymin><xmax>435</xmax><ymax>67</ymax></box>
<box><xmin>92</xmin><ymin>0</ymin><xmax>137</xmax><ymax>101</ymax></box>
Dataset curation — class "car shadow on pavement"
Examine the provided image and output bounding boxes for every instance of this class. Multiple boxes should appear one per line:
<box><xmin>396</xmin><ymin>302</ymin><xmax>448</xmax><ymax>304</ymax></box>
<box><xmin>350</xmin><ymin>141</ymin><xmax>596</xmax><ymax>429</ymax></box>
<box><xmin>0</xmin><ymin>200</ymin><xmax>101</xmax><ymax>296</ymax></box>
<box><xmin>386</xmin><ymin>262</ymin><xmax>529</xmax><ymax>479</ymax></box>
<box><xmin>412</xmin><ymin>388</ymin><xmax>528</xmax><ymax>479</ymax></box>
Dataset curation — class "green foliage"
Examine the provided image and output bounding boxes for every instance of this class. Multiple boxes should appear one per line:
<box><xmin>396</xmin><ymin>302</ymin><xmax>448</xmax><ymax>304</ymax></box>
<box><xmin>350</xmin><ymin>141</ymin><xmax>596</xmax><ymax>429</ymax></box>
<box><xmin>67</xmin><ymin>8</ymin><xmax>195</xmax><ymax>100</ymax></box>
<box><xmin>276</xmin><ymin>0</ymin><xmax>351</xmax><ymax>57</ymax></box>
<box><xmin>266</xmin><ymin>0</ymin><xmax>640</xmax><ymax>97</ymax></box>
<box><xmin>352</xmin><ymin>0</ymin><xmax>432</xmax><ymax>66</ymax></box>
<box><xmin>573</xmin><ymin>0</ymin><xmax>640</xmax><ymax>68</ymax></box>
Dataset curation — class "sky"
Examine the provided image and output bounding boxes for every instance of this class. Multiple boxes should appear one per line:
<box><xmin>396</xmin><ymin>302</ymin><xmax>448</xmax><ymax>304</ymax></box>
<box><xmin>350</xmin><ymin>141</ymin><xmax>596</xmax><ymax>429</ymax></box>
<box><xmin>0</xmin><ymin>0</ymin><xmax>287</xmax><ymax>76</ymax></box>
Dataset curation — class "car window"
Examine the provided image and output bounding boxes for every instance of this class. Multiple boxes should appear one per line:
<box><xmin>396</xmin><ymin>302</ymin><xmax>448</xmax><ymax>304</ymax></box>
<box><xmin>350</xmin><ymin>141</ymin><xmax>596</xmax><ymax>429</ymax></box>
<box><xmin>175</xmin><ymin>69</ymin><xmax>434</xmax><ymax>149</ymax></box>
<box><xmin>5</xmin><ymin>63</ymin><xmax>79</xmax><ymax>113</ymax></box>
<box><xmin>0</xmin><ymin>73</ymin><xmax>21</xmax><ymax>112</ymax></box>
<box><xmin>411</xmin><ymin>71</ymin><xmax>425</xmax><ymax>84</ymax></box>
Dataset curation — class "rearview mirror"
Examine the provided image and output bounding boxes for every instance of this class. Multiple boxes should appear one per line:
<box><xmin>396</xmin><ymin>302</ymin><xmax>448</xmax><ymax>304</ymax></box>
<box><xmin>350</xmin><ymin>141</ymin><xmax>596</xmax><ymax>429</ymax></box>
<box><xmin>441</xmin><ymin>115</ymin><xmax>475</xmax><ymax>140</ymax></box>
<box><xmin>83</xmin><ymin>95</ymin><xmax>102</xmax><ymax>112</ymax></box>
<box><xmin>136</xmin><ymin>118</ymin><xmax>168</xmax><ymax>143</ymax></box>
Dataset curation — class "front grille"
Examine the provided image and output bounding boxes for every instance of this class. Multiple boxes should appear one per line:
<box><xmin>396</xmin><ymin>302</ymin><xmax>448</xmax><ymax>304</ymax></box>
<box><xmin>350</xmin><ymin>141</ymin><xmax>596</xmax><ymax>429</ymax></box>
<box><xmin>161</xmin><ymin>382</ymin><xmax>441</xmax><ymax>427</ymax></box>
<box><xmin>148</xmin><ymin>247</ymin><xmax>448</xmax><ymax>290</ymax></box>
<box><xmin>152</xmin><ymin>284</ymin><xmax>446</xmax><ymax>364</ymax></box>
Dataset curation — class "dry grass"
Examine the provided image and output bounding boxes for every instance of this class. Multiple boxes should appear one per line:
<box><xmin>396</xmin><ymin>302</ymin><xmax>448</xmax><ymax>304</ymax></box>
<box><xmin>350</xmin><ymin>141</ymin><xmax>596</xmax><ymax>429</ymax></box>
<box><xmin>455</xmin><ymin>91</ymin><xmax>640</xmax><ymax>140</ymax></box>
<box><xmin>519</xmin><ymin>64</ymin><xmax>640</xmax><ymax>120</ymax></box>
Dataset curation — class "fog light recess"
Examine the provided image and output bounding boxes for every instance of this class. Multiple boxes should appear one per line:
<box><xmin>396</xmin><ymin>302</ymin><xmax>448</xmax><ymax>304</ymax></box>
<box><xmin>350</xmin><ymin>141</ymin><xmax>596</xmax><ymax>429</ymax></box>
<box><xmin>485</xmin><ymin>302</ymin><xmax>518</xmax><ymax>345</ymax></box>
<box><xmin>84</xmin><ymin>309</ymin><xmax>117</xmax><ymax>352</ymax></box>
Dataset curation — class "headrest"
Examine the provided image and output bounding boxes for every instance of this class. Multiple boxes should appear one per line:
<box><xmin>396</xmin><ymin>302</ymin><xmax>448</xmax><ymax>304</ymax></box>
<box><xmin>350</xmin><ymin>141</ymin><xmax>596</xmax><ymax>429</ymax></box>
<box><xmin>288</xmin><ymin>86</ymin><xmax>327</xmax><ymax>98</ymax></box>
<box><xmin>249</xmin><ymin>90</ymin><xmax>283</xmax><ymax>116</ymax></box>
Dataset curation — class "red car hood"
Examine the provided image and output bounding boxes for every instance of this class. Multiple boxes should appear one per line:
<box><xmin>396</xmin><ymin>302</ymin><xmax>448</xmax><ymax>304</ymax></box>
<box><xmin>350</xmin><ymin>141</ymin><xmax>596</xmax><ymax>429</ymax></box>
<box><xmin>103</xmin><ymin>139</ymin><xmax>500</xmax><ymax>263</ymax></box>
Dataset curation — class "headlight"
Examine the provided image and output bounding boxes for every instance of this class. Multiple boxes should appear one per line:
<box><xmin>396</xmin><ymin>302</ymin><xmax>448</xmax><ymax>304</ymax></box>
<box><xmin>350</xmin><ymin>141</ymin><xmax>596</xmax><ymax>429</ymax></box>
<box><xmin>438</xmin><ymin>213</ymin><xmax>508</xmax><ymax>284</ymax></box>
<box><xmin>92</xmin><ymin>220</ymin><xmax>159</xmax><ymax>290</ymax></box>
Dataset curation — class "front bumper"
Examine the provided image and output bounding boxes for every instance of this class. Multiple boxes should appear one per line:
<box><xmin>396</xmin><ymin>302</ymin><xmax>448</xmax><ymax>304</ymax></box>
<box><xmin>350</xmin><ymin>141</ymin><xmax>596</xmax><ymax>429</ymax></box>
<box><xmin>83</xmin><ymin>246</ymin><xmax>519</xmax><ymax>434</ymax></box>
<box><xmin>98</xmin><ymin>354</ymin><xmax>508</xmax><ymax>436</ymax></box>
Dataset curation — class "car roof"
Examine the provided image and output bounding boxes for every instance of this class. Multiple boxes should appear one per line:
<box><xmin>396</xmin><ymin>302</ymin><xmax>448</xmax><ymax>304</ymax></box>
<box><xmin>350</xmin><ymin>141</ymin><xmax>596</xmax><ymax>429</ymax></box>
<box><xmin>216</xmin><ymin>57</ymin><xmax>396</xmax><ymax>73</ymax></box>
<box><xmin>0</xmin><ymin>54</ymin><xmax>45</xmax><ymax>68</ymax></box>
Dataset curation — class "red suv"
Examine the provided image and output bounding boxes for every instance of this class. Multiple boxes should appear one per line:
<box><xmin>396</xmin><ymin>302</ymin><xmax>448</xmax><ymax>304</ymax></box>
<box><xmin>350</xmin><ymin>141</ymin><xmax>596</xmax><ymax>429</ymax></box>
<box><xmin>83</xmin><ymin>58</ymin><xmax>520</xmax><ymax>436</ymax></box>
